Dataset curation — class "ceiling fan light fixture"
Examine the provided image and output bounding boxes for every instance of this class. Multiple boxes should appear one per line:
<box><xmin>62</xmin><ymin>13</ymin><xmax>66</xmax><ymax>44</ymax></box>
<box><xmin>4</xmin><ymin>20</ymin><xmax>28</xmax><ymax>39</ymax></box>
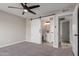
<box><xmin>24</xmin><ymin>9</ymin><xmax>28</xmax><ymax>12</ymax></box>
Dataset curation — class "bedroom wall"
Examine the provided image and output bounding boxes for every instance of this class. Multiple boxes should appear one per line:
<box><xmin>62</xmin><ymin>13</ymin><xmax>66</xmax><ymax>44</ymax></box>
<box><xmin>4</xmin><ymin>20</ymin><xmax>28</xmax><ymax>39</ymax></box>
<box><xmin>0</xmin><ymin>10</ymin><xmax>26</xmax><ymax>47</ymax></box>
<box><xmin>26</xmin><ymin>19</ymin><xmax>31</xmax><ymax>42</ymax></box>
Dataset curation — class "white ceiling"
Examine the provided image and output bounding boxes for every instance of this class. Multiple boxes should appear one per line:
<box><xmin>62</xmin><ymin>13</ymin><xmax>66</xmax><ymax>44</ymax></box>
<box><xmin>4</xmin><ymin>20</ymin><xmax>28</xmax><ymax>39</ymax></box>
<box><xmin>0</xmin><ymin>3</ymin><xmax>76</xmax><ymax>19</ymax></box>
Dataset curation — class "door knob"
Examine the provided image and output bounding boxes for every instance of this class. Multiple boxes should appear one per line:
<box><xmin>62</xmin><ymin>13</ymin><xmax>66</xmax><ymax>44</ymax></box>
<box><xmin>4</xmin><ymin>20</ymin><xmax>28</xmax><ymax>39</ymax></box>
<box><xmin>74</xmin><ymin>34</ymin><xmax>78</xmax><ymax>36</ymax></box>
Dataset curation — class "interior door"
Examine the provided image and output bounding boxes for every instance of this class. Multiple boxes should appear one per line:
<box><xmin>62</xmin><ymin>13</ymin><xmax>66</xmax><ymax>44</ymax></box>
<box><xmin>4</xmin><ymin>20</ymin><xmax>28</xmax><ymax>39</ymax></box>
<box><xmin>72</xmin><ymin>5</ymin><xmax>78</xmax><ymax>56</ymax></box>
<box><xmin>31</xmin><ymin>19</ymin><xmax>42</xmax><ymax>44</ymax></box>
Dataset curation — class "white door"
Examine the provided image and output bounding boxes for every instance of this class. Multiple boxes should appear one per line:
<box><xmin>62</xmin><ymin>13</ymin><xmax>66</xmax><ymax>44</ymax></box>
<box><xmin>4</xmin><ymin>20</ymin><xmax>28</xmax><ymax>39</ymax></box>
<box><xmin>31</xmin><ymin>19</ymin><xmax>42</xmax><ymax>44</ymax></box>
<box><xmin>72</xmin><ymin>5</ymin><xmax>78</xmax><ymax>56</ymax></box>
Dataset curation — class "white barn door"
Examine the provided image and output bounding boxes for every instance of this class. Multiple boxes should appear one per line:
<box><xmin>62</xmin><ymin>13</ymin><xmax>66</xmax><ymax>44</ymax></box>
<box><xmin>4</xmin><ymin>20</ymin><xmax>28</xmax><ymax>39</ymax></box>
<box><xmin>31</xmin><ymin>19</ymin><xmax>42</xmax><ymax>44</ymax></box>
<box><xmin>72</xmin><ymin>5</ymin><xmax>78</xmax><ymax>56</ymax></box>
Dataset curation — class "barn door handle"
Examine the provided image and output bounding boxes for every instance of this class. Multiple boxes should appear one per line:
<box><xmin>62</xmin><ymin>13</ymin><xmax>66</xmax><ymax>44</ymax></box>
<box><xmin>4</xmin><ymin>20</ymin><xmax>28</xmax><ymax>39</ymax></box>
<box><xmin>74</xmin><ymin>34</ymin><xmax>78</xmax><ymax>36</ymax></box>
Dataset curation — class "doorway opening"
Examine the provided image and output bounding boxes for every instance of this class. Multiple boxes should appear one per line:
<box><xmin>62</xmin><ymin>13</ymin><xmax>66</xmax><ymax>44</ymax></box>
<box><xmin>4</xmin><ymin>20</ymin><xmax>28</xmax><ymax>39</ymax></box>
<box><xmin>59</xmin><ymin>15</ymin><xmax>72</xmax><ymax>49</ymax></box>
<box><xmin>41</xmin><ymin>17</ymin><xmax>53</xmax><ymax>46</ymax></box>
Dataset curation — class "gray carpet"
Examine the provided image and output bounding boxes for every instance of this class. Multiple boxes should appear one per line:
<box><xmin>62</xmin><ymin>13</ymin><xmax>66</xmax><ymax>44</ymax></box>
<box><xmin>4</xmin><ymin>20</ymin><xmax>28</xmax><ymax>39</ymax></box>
<box><xmin>0</xmin><ymin>42</ymin><xmax>73</xmax><ymax>56</ymax></box>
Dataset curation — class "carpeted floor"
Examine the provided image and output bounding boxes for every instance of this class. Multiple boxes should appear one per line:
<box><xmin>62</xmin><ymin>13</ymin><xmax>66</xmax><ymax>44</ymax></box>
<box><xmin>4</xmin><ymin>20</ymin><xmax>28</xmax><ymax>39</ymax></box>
<box><xmin>0</xmin><ymin>41</ymin><xmax>73</xmax><ymax>56</ymax></box>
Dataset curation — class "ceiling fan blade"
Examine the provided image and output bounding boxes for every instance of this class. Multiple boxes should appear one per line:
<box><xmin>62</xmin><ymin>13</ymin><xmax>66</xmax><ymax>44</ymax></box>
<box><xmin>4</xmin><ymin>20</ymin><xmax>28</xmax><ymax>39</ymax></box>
<box><xmin>21</xmin><ymin>3</ymin><xmax>36</xmax><ymax>15</ymax></box>
<box><xmin>28</xmin><ymin>10</ymin><xmax>36</xmax><ymax>14</ymax></box>
<box><xmin>24</xmin><ymin>3</ymin><xmax>27</xmax><ymax>5</ymax></box>
<box><xmin>8</xmin><ymin>6</ymin><xmax>23</xmax><ymax>9</ymax></box>
<box><xmin>21</xmin><ymin>3</ymin><xmax>25</xmax><ymax>9</ymax></box>
<box><xmin>29</xmin><ymin>5</ymin><xmax>40</xmax><ymax>9</ymax></box>
<box><xmin>24</xmin><ymin>4</ymin><xmax>36</xmax><ymax>15</ymax></box>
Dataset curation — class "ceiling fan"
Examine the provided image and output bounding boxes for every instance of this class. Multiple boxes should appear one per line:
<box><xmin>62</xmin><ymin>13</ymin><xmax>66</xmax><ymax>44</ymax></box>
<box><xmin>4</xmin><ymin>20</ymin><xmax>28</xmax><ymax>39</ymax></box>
<box><xmin>8</xmin><ymin>3</ymin><xmax>40</xmax><ymax>15</ymax></box>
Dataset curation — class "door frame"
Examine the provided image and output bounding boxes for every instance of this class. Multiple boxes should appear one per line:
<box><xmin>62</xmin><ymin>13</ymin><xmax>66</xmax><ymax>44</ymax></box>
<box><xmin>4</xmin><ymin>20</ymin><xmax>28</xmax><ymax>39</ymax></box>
<box><xmin>77</xmin><ymin>6</ymin><xmax>79</xmax><ymax>56</ymax></box>
<box><xmin>56</xmin><ymin>12</ymin><xmax>72</xmax><ymax>48</ymax></box>
<box><xmin>60</xmin><ymin>19</ymin><xmax>70</xmax><ymax>47</ymax></box>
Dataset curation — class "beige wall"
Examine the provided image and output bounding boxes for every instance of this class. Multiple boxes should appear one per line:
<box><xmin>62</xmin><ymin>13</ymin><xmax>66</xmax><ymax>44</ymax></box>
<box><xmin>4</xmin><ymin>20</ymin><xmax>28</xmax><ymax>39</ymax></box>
<box><xmin>26</xmin><ymin>19</ymin><xmax>31</xmax><ymax>42</ymax></box>
<box><xmin>0</xmin><ymin>10</ymin><xmax>26</xmax><ymax>47</ymax></box>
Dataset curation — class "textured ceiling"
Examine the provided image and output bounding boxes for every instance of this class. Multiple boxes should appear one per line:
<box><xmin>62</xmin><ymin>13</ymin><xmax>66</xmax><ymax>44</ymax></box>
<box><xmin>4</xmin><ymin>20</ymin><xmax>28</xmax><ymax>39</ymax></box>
<box><xmin>0</xmin><ymin>3</ymin><xmax>76</xmax><ymax>19</ymax></box>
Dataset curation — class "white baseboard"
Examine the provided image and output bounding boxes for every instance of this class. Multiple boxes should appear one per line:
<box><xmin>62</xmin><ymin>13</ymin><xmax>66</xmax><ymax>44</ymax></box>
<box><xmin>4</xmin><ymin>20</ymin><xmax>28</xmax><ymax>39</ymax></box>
<box><xmin>0</xmin><ymin>40</ymin><xmax>25</xmax><ymax>48</ymax></box>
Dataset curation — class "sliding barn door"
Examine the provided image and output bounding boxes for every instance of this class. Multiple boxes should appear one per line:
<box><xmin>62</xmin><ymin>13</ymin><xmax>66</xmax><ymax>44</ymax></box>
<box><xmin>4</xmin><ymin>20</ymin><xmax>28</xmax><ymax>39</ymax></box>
<box><xmin>72</xmin><ymin>5</ymin><xmax>78</xmax><ymax>56</ymax></box>
<box><xmin>31</xmin><ymin>19</ymin><xmax>42</xmax><ymax>44</ymax></box>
